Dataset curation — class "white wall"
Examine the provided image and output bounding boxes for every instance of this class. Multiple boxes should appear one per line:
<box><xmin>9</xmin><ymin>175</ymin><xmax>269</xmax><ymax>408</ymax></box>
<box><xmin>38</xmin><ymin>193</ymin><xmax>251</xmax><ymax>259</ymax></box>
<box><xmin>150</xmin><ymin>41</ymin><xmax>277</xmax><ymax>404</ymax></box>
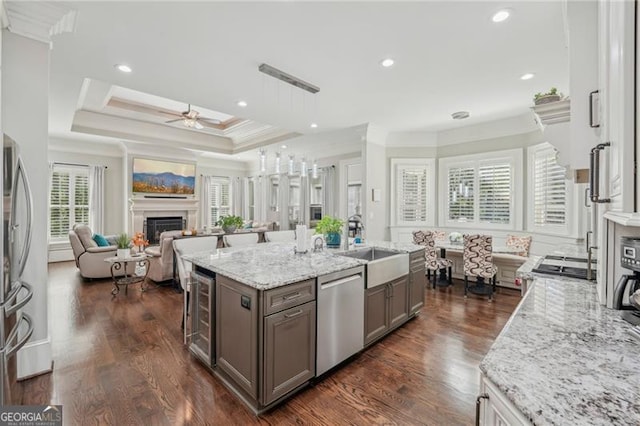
<box><xmin>3</xmin><ymin>30</ymin><xmax>52</xmax><ymax>379</ymax></box>
<box><xmin>364</xmin><ymin>124</ymin><xmax>389</xmax><ymax>241</ymax></box>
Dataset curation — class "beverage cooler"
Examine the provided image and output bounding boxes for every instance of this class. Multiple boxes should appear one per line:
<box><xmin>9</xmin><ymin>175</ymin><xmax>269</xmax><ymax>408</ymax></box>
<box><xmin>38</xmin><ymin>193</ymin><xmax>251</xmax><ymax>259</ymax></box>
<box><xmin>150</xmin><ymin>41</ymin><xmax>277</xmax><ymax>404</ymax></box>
<box><xmin>1</xmin><ymin>135</ymin><xmax>35</xmax><ymax>405</ymax></box>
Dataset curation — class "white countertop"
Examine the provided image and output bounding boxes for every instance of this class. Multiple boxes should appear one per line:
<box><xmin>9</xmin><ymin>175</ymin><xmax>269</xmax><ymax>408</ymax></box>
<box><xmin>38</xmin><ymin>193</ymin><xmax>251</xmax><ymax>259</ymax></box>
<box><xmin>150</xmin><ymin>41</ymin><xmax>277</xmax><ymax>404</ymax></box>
<box><xmin>480</xmin><ymin>276</ymin><xmax>640</xmax><ymax>425</ymax></box>
<box><xmin>184</xmin><ymin>241</ymin><xmax>424</xmax><ymax>290</ymax></box>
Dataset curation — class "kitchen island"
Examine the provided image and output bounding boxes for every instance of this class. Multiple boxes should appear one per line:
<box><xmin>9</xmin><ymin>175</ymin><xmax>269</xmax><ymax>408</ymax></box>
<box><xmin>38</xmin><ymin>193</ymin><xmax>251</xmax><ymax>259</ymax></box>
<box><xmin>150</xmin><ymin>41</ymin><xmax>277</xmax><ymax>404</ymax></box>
<box><xmin>184</xmin><ymin>241</ymin><xmax>425</xmax><ymax>413</ymax></box>
<box><xmin>479</xmin><ymin>276</ymin><xmax>640</xmax><ymax>425</ymax></box>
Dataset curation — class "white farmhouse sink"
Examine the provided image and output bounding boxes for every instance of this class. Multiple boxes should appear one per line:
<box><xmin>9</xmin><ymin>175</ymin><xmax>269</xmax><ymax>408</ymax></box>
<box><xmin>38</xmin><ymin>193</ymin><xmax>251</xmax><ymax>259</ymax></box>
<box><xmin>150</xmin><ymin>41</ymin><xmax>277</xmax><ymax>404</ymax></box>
<box><xmin>337</xmin><ymin>248</ymin><xmax>409</xmax><ymax>288</ymax></box>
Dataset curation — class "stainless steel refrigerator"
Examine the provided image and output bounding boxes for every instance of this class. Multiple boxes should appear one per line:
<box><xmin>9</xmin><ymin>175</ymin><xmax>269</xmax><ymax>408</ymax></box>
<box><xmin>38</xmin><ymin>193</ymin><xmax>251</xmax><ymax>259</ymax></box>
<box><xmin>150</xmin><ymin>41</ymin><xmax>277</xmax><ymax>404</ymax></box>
<box><xmin>1</xmin><ymin>134</ymin><xmax>34</xmax><ymax>405</ymax></box>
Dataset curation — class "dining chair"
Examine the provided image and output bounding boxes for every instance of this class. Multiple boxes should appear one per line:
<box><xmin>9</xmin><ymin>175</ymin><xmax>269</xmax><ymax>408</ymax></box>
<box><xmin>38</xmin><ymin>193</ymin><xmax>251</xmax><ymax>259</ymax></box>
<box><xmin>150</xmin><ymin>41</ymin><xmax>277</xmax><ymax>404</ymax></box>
<box><xmin>173</xmin><ymin>236</ymin><xmax>218</xmax><ymax>343</ymax></box>
<box><xmin>463</xmin><ymin>234</ymin><xmax>497</xmax><ymax>301</ymax></box>
<box><xmin>412</xmin><ymin>230</ymin><xmax>453</xmax><ymax>288</ymax></box>
<box><xmin>223</xmin><ymin>232</ymin><xmax>259</xmax><ymax>247</ymax></box>
<box><xmin>264</xmin><ymin>230</ymin><xmax>296</xmax><ymax>242</ymax></box>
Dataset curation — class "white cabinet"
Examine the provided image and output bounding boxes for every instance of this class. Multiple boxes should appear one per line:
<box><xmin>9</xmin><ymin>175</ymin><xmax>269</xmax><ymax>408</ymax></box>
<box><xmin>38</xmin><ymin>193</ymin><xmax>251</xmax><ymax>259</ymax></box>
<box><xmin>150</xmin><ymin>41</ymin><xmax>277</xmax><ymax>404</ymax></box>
<box><xmin>597</xmin><ymin>0</ymin><xmax>635</xmax><ymax>212</ymax></box>
<box><xmin>478</xmin><ymin>374</ymin><xmax>530</xmax><ymax>426</ymax></box>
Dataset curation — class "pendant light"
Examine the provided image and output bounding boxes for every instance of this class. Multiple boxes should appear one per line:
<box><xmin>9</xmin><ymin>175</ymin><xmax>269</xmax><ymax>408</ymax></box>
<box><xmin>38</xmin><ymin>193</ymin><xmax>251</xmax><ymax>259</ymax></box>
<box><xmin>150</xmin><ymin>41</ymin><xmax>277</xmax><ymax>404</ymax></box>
<box><xmin>259</xmin><ymin>149</ymin><xmax>267</xmax><ymax>173</ymax></box>
<box><xmin>312</xmin><ymin>159</ymin><xmax>318</xmax><ymax>179</ymax></box>
<box><xmin>275</xmin><ymin>152</ymin><xmax>281</xmax><ymax>174</ymax></box>
<box><xmin>301</xmin><ymin>157</ymin><xmax>308</xmax><ymax>177</ymax></box>
<box><xmin>288</xmin><ymin>155</ymin><xmax>295</xmax><ymax>176</ymax></box>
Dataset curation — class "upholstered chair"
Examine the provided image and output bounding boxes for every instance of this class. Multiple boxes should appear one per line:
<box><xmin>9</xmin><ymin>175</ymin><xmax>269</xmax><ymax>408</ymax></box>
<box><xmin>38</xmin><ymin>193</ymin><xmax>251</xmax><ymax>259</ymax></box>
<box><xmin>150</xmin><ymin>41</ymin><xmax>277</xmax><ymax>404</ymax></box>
<box><xmin>264</xmin><ymin>230</ymin><xmax>296</xmax><ymax>242</ymax></box>
<box><xmin>145</xmin><ymin>230</ymin><xmax>184</xmax><ymax>282</ymax></box>
<box><xmin>173</xmin><ymin>236</ymin><xmax>219</xmax><ymax>343</ymax></box>
<box><xmin>412</xmin><ymin>230</ymin><xmax>453</xmax><ymax>288</ymax></box>
<box><xmin>68</xmin><ymin>224</ymin><xmax>134</xmax><ymax>279</ymax></box>
<box><xmin>506</xmin><ymin>234</ymin><xmax>532</xmax><ymax>257</ymax></box>
<box><xmin>463</xmin><ymin>234</ymin><xmax>497</xmax><ymax>300</ymax></box>
<box><xmin>223</xmin><ymin>232</ymin><xmax>259</xmax><ymax>247</ymax></box>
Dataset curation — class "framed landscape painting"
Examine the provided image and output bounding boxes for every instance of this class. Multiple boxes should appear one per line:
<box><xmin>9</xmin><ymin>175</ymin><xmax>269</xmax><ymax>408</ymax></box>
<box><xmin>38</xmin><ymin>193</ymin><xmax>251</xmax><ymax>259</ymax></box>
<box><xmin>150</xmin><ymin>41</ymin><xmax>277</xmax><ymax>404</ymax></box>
<box><xmin>132</xmin><ymin>158</ymin><xmax>196</xmax><ymax>195</ymax></box>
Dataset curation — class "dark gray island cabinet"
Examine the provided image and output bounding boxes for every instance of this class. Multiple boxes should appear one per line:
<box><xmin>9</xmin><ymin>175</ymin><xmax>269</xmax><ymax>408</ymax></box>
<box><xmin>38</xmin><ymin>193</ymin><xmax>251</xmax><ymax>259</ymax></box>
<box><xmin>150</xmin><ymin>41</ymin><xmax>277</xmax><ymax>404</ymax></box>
<box><xmin>184</xmin><ymin>242</ymin><xmax>426</xmax><ymax>413</ymax></box>
<box><xmin>215</xmin><ymin>275</ymin><xmax>316</xmax><ymax>409</ymax></box>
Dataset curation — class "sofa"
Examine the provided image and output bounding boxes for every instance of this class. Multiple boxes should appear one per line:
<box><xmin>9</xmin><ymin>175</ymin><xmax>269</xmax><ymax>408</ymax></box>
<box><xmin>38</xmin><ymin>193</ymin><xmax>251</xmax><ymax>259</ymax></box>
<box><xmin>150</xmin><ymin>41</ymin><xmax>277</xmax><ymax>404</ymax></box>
<box><xmin>68</xmin><ymin>225</ymin><xmax>134</xmax><ymax>279</ymax></box>
<box><xmin>144</xmin><ymin>230</ymin><xmax>184</xmax><ymax>283</ymax></box>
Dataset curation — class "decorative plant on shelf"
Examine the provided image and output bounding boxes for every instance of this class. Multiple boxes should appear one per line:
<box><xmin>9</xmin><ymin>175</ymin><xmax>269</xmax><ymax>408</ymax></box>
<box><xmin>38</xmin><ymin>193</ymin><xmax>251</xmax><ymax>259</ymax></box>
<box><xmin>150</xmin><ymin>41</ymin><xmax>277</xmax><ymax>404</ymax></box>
<box><xmin>115</xmin><ymin>233</ymin><xmax>131</xmax><ymax>257</ymax></box>
<box><xmin>315</xmin><ymin>216</ymin><xmax>344</xmax><ymax>247</ymax></box>
<box><xmin>533</xmin><ymin>87</ymin><xmax>563</xmax><ymax>105</ymax></box>
<box><xmin>216</xmin><ymin>215</ymin><xmax>244</xmax><ymax>233</ymax></box>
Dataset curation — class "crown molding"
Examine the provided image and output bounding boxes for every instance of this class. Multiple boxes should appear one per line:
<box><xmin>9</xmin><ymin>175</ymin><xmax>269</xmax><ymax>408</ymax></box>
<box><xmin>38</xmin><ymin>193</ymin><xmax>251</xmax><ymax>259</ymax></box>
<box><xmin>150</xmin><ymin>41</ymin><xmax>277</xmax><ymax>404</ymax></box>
<box><xmin>4</xmin><ymin>1</ymin><xmax>76</xmax><ymax>44</ymax></box>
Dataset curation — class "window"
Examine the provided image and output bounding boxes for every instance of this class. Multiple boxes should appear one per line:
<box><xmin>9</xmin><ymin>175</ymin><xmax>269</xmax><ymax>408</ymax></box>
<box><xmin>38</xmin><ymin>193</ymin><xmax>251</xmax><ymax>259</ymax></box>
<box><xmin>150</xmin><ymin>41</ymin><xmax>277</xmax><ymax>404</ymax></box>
<box><xmin>347</xmin><ymin>184</ymin><xmax>362</xmax><ymax>217</ymax></box>
<box><xmin>528</xmin><ymin>143</ymin><xmax>569</xmax><ymax>234</ymax></box>
<box><xmin>439</xmin><ymin>149</ymin><xmax>523</xmax><ymax>230</ymax></box>
<box><xmin>391</xmin><ymin>159</ymin><xmax>435</xmax><ymax>226</ymax></box>
<box><xmin>209</xmin><ymin>177</ymin><xmax>231</xmax><ymax>225</ymax></box>
<box><xmin>49</xmin><ymin>165</ymin><xmax>89</xmax><ymax>240</ymax></box>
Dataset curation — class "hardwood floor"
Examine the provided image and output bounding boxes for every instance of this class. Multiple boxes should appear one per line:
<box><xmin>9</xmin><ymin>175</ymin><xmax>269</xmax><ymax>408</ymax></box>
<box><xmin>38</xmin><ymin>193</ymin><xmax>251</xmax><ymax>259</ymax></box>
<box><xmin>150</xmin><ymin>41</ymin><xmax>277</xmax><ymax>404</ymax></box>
<box><xmin>23</xmin><ymin>262</ymin><xmax>521</xmax><ymax>425</ymax></box>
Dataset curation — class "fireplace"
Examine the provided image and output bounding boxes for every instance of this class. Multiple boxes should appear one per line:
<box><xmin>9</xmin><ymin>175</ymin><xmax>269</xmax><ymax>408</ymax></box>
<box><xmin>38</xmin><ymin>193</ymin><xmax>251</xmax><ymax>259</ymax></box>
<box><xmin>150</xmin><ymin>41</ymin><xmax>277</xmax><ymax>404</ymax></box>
<box><xmin>145</xmin><ymin>216</ymin><xmax>185</xmax><ymax>245</ymax></box>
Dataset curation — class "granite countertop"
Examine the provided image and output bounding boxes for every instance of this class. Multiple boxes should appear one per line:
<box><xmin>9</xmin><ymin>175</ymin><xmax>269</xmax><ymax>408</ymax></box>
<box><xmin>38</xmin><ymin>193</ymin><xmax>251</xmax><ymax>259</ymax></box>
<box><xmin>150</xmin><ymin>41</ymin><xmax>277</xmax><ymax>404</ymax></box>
<box><xmin>480</xmin><ymin>277</ymin><xmax>640</xmax><ymax>425</ymax></box>
<box><xmin>515</xmin><ymin>255</ymin><xmax>543</xmax><ymax>280</ymax></box>
<box><xmin>184</xmin><ymin>241</ymin><xmax>423</xmax><ymax>290</ymax></box>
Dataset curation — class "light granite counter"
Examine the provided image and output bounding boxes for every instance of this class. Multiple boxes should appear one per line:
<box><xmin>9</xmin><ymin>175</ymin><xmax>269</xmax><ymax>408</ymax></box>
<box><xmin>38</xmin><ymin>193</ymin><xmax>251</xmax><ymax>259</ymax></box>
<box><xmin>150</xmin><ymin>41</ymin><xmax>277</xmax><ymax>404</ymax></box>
<box><xmin>329</xmin><ymin>240</ymin><xmax>425</xmax><ymax>254</ymax></box>
<box><xmin>184</xmin><ymin>241</ymin><xmax>423</xmax><ymax>290</ymax></box>
<box><xmin>480</xmin><ymin>277</ymin><xmax>640</xmax><ymax>425</ymax></box>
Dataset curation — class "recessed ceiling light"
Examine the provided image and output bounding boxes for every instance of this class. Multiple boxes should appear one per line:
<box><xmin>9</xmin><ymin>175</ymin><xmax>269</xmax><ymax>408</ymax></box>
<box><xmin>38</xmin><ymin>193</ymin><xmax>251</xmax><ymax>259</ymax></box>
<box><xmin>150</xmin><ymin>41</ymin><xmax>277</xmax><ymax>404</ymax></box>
<box><xmin>492</xmin><ymin>9</ymin><xmax>510</xmax><ymax>23</ymax></box>
<box><xmin>115</xmin><ymin>64</ymin><xmax>132</xmax><ymax>73</ymax></box>
<box><xmin>520</xmin><ymin>73</ymin><xmax>535</xmax><ymax>80</ymax></box>
<box><xmin>281</xmin><ymin>144</ymin><xmax>288</xmax><ymax>149</ymax></box>
<box><xmin>380</xmin><ymin>58</ymin><xmax>395</xmax><ymax>68</ymax></box>
<box><xmin>237</xmin><ymin>100</ymin><xmax>247</xmax><ymax>107</ymax></box>
<box><xmin>451</xmin><ymin>111</ymin><xmax>470</xmax><ymax>120</ymax></box>
<box><xmin>310</xmin><ymin>123</ymin><xmax>318</xmax><ymax>128</ymax></box>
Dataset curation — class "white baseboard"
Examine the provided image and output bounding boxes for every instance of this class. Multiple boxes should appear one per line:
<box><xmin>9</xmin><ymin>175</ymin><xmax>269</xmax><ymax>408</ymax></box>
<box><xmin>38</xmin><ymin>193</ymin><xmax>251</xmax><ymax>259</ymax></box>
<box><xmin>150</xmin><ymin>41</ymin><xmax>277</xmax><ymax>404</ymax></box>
<box><xmin>17</xmin><ymin>337</ymin><xmax>52</xmax><ymax>379</ymax></box>
<box><xmin>48</xmin><ymin>248</ymin><xmax>73</xmax><ymax>262</ymax></box>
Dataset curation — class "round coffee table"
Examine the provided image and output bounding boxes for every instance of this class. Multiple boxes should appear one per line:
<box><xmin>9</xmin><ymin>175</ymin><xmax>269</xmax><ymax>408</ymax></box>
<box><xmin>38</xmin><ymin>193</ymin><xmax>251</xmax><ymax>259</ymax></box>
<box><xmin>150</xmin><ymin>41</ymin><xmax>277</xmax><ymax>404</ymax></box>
<box><xmin>104</xmin><ymin>253</ymin><xmax>150</xmax><ymax>296</ymax></box>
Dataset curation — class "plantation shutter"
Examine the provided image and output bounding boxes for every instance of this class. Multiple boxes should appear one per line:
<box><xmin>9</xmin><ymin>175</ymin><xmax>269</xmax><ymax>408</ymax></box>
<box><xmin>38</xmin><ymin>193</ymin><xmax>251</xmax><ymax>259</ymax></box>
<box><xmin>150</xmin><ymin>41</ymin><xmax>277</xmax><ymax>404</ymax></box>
<box><xmin>447</xmin><ymin>166</ymin><xmax>475</xmax><ymax>221</ymax></box>
<box><xmin>209</xmin><ymin>177</ymin><xmax>231</xmax><ymax>225</ymax></box>
<box><xmin>397</xmin><ymin>166</ymin><xmax>429</xmax><ymax>224</ymax></box>
<box><xmin>479</xmin><ymin>163</ymin><xmax>511</xmax><ymax>224</ymax></box>
<box><xmin>50</xmin><ymin>171</ymin><xmax>70</xmax><ymax>239</ymax></box>
<box><xmin>49</xmin><ymin>166</ymin><xmax>90</xmax><ymax>240</ymax></box>
<box><xmin>533</xmin><ymin>149</ymin><xmax>566</xmax><ymax>226</ymax></box>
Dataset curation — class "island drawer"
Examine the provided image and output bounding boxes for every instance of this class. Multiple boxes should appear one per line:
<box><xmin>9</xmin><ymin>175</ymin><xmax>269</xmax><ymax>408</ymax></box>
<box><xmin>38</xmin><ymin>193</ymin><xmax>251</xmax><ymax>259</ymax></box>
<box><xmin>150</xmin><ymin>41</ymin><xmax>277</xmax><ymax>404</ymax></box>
<box><xmin>263</xmin><ymin>279</ymin><xmax>316</xmax><ymax>315</ymax></box>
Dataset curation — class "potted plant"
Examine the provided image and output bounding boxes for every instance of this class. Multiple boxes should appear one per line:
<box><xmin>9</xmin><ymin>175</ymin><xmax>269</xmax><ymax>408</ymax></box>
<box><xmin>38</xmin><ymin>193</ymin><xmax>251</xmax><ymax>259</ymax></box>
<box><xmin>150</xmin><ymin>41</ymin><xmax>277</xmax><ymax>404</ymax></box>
<box><xmin>216</xmin><ymin>215</ymin><xmax>244</xmax><ymax>234</ymax></box>
<box><xmin>315</xmin><ymin>216</ymin><xmax>344</xmax><ymax>247</ymax></box>
<box><xmin>115</xmin><ymin>233</ymin><xmax>131</xmax><ymax>258</ymax></box>
<box><xmin>533</xmin><ymin>87</ymin><xmax>562</xmax><ymax>105</ymax></box>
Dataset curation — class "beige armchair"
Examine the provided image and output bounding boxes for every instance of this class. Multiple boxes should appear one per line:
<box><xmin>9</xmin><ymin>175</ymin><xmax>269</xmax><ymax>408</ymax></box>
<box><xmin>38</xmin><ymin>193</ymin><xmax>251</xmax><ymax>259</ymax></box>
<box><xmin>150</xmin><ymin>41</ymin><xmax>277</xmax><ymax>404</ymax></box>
<box><xmin>68</xmin><ymin>225</ymin><xmax>133</xmax><ymax>279</ymax></box>
<box><xmin>145</xmin><ymin>230</ymin><xmax>183</xmax><ymax>283</ymax></box>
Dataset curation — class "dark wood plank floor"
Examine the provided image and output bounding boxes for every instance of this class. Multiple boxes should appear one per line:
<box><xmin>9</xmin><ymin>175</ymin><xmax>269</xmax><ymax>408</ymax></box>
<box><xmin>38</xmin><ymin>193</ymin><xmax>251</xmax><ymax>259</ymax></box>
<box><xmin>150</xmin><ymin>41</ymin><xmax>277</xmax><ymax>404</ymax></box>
<box><xmin>23</xmin><ymin>262</ymin><xmax>521</xmax><ymax>425</ymax></box>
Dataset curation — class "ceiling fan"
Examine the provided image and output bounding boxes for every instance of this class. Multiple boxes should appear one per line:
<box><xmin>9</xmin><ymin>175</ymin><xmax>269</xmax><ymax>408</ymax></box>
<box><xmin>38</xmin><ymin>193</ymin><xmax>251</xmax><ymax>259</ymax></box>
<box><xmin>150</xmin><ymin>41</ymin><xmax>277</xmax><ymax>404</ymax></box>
<box><xmin>165</xmin><ymin>104</ymin><xmax>221</xmax><ymax>130</ymax></box>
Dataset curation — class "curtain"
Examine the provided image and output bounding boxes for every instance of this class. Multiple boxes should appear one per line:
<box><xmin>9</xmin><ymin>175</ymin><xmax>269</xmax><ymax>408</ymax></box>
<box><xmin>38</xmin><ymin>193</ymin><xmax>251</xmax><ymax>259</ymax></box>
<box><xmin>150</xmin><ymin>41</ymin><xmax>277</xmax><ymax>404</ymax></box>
<box><xmin>323</xmin><ymin>166</ymin><xmax>336</xmax><ymax>218</ymax></box>
<box><xmin>232</xmin><ymin>177</ymin><xmax>244</xmax><ymax>218</ymax></box>
<box><xmin>200</xmin><ymin>175</ymin><xmax>212</xmax><ymax>228</ymax></box>
<box><xmin>88</xmin><ymin>165</ymin><xmax>106</xmax><ymax>234</ymax></box>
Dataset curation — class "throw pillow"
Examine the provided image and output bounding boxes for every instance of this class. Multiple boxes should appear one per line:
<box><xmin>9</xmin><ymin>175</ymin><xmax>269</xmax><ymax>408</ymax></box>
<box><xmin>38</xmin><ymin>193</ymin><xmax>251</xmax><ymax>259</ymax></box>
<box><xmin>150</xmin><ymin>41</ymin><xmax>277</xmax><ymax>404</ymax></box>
<box><xmin>93</xmin><ymin>234</ymin><xmax>109</xmax><ymax>247</ymax></box>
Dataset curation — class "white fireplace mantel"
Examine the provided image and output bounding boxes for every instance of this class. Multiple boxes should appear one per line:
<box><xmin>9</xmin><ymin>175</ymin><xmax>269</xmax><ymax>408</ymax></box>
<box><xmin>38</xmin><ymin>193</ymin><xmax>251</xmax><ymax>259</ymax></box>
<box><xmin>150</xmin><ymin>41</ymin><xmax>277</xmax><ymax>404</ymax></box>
<box><xmin>129</xmin><ymin>196</ymin><xmax>199</xmax><ymax>234</ymax></box>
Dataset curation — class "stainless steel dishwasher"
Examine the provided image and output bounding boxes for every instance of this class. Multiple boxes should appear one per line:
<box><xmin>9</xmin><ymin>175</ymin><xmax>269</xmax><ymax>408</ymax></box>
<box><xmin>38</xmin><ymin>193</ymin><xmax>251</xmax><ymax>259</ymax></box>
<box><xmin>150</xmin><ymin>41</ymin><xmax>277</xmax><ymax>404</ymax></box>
<box><xmin>317</xmin><ymin>266</ymin><xmax>365</xmax><ymax>376</ymax></box>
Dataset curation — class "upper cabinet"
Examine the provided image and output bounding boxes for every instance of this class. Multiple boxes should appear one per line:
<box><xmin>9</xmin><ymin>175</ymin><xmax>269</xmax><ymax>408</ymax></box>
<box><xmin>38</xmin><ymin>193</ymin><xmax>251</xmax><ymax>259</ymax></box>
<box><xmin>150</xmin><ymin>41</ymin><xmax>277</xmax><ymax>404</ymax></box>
<box><xmin>598</xmin><ymin>0</ymin><xmax>636</xmax><ymax>213</ymax></box>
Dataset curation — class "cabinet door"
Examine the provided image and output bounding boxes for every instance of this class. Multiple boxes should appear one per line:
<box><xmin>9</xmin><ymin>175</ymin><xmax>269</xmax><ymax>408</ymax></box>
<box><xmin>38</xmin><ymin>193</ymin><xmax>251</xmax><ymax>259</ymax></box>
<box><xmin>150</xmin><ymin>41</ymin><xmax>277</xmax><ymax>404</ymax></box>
<box><xmin>480</xmin><ymin>375</ymin><xmax>529</xmax><ymax>426</ymax></box>
<box><xmin>408</xmin><ymin>267</ymin><xmax>425</xmax><ymax>316</ymax></box>
<box><xmin>216</xmin><ymin>276</ymin><xmax>258</xmax><ymax>399</ymax></box>
<box><xmin>364</xmin><ymin>285</ymin><xmax>388</xmax><ymax>345</ymax></box>
<box><xmin>263</xmin><ymin>301</ymin><xmax>316</xmax><ymax>405</ymax></box>
<box><xmin>389</xmin><ymin>277</ymin><xmax>409</xmax><ymax>330</ymax></box>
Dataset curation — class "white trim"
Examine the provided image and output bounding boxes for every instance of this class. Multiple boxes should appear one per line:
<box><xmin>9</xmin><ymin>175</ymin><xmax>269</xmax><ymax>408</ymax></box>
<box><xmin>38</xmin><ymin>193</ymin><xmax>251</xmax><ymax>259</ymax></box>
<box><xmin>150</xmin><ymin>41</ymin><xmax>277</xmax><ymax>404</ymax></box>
<box><xmin>18</xmin><ymin>337</ymin><xmax>52</xmax><ymax>379</ymax></box>
<box><xmin>438</xmin><ymin>148</ymin><xmax>523</xmax><ymax>230</ymax></box>
<box><xmin>390</xmin><ymin>158</ymin><xmax>436</xmax><ymax>227</ymax></box>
